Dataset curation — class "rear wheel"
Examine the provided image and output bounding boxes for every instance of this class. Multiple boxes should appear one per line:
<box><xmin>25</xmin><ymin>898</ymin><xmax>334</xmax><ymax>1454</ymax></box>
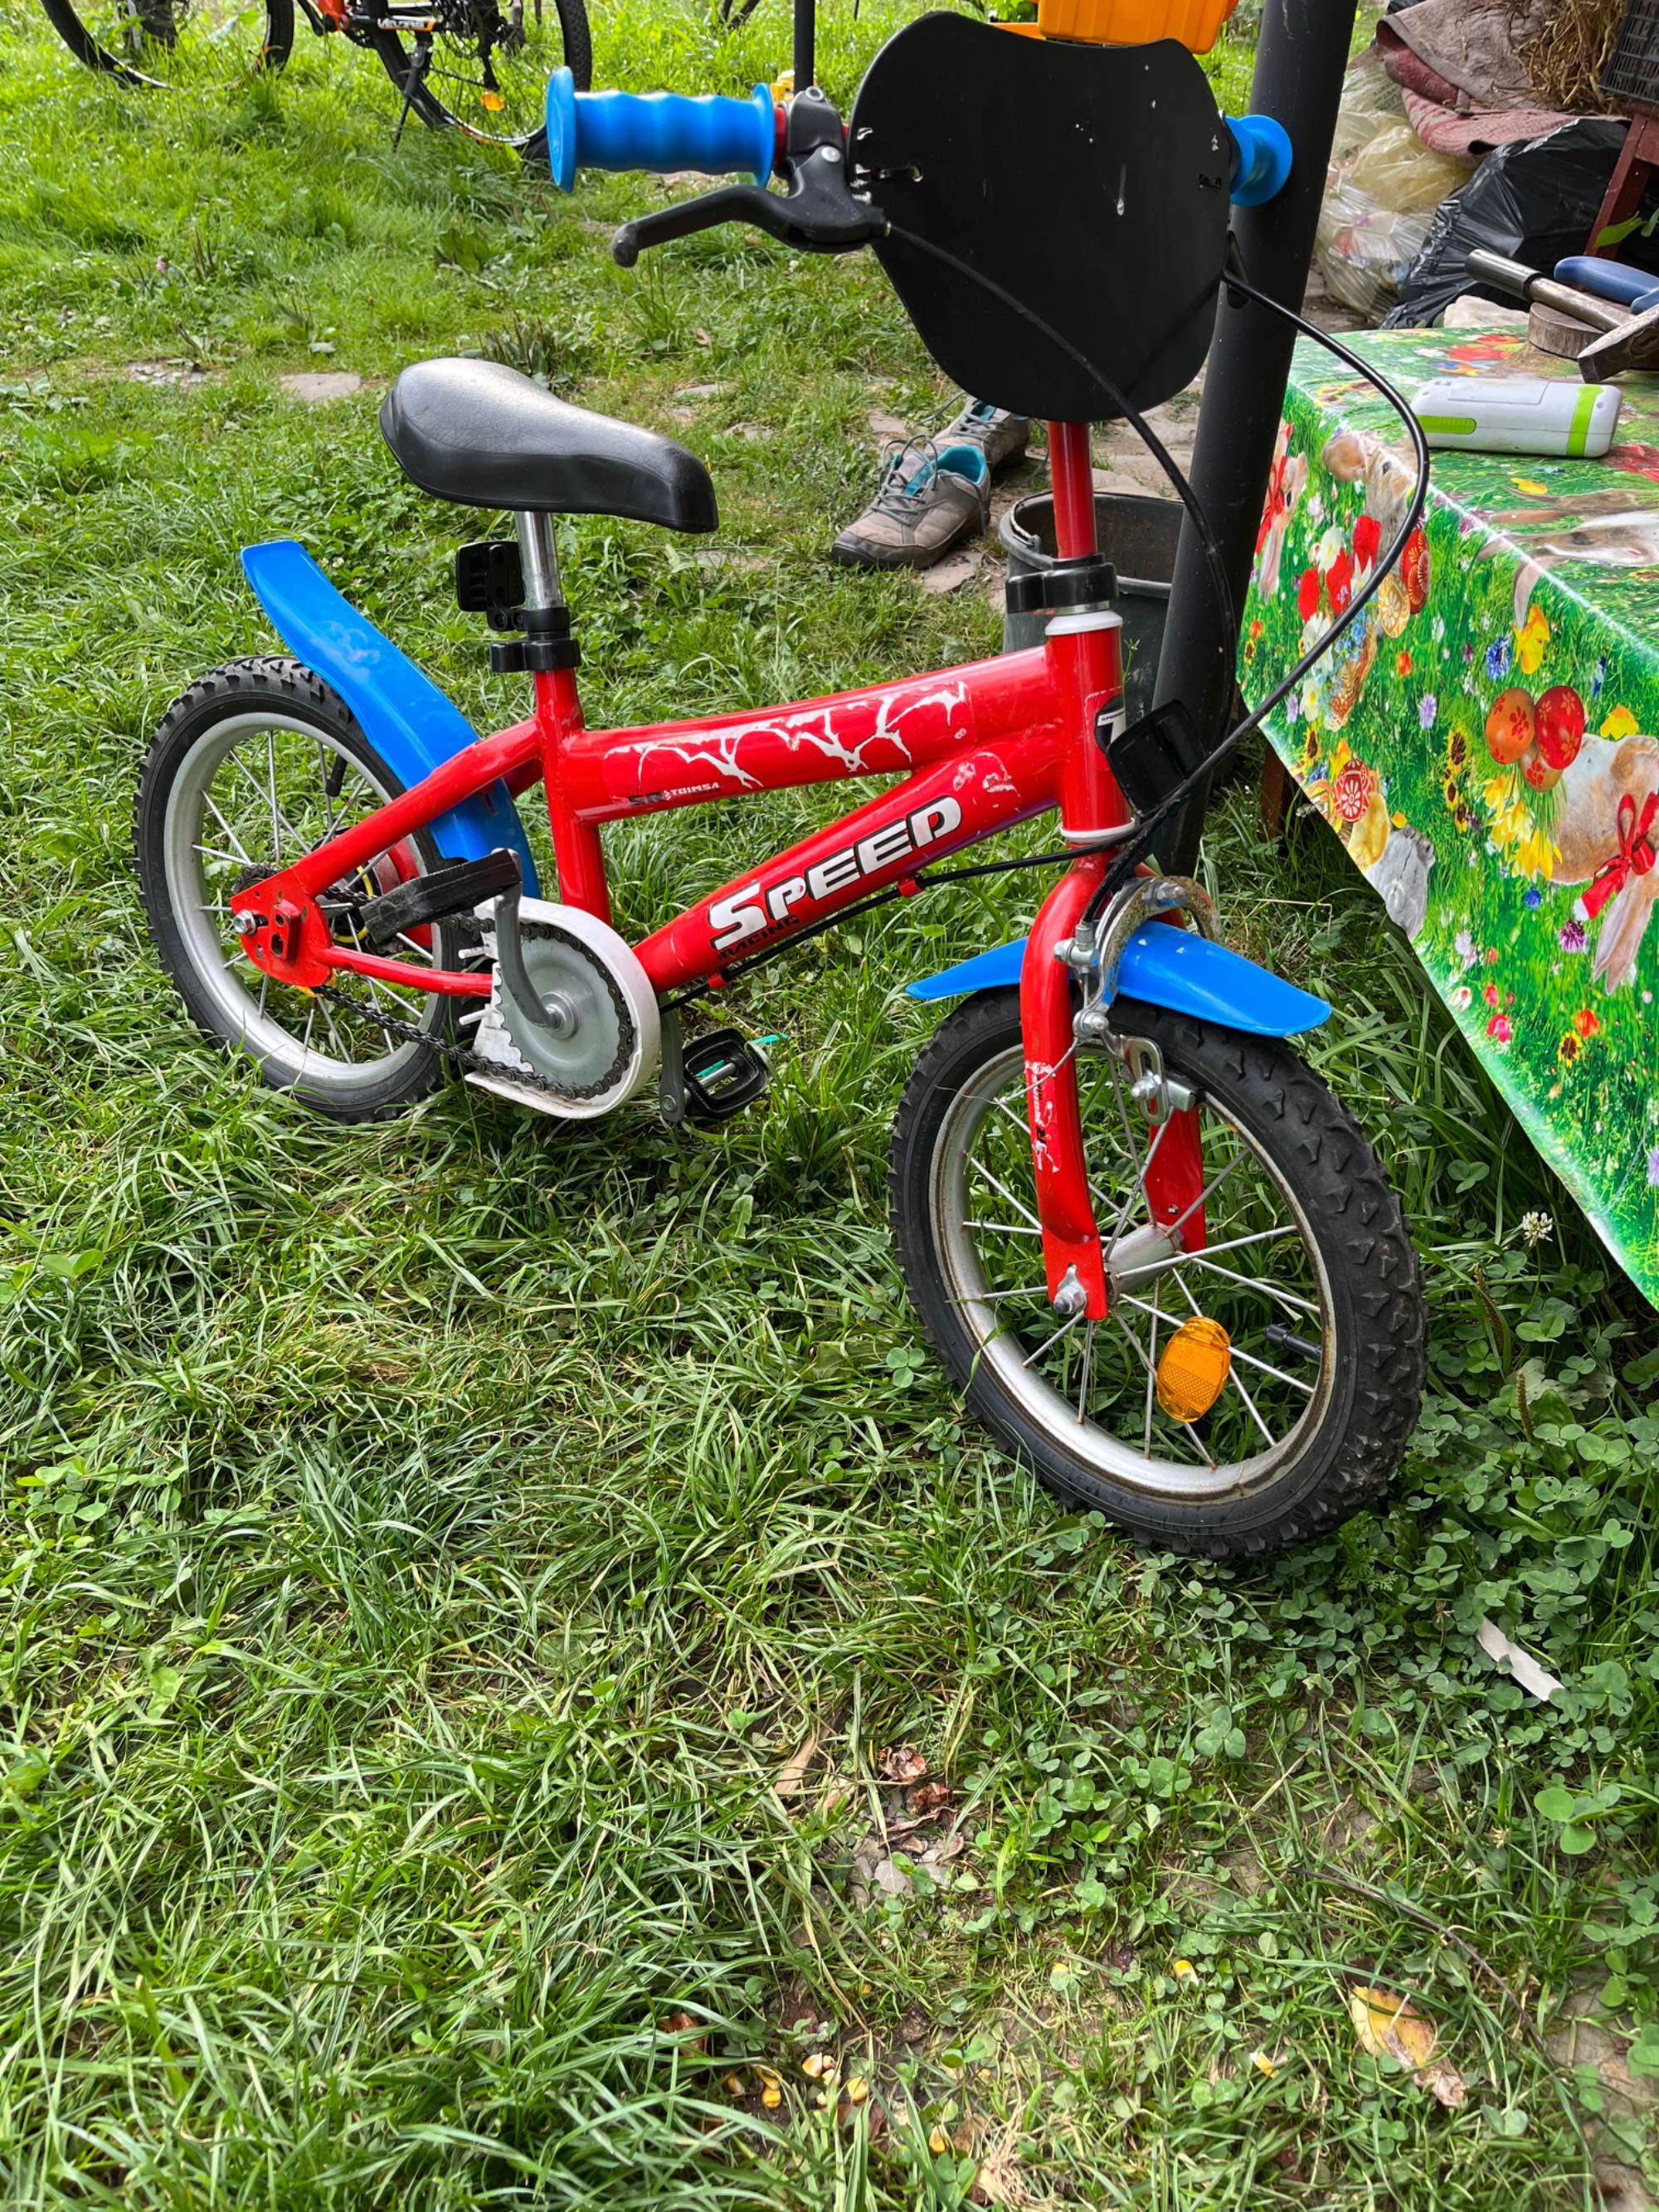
<box><xmin>37</xmin><ymin>0</ymin><xmax>292</xmax><ymax>88</ymax></box>
<box><xmin>889</xmin><ymin>990</ymin><xmax>1425</xmax><ymax>1558</ymax></box>
<box><xmin>370</xmin><ymin>0</ymin><xmax>591</xmax><ymax>153</ymax></box>
<box><xmin>134</xmin><ymin>657</ymin><xmax>464</xmax><ymax>1123</ymax></box>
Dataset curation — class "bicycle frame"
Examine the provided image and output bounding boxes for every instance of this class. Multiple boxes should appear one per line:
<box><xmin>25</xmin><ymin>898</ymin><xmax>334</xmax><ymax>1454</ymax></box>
<box><xmin>231</xmin><ymin>424</ymin><xmax>1199</xmax><ymax>1321</ymax></box>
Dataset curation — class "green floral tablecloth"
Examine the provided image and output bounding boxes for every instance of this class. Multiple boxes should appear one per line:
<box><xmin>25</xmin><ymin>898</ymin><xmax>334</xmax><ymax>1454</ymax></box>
<box><xmin>1245</xmin><ymin>328</ymin><xmax>1659</xmax><ymax>1310</ymax></box>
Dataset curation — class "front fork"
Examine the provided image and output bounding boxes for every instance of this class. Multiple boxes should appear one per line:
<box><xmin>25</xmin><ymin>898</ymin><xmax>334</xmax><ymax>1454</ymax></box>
<box><xmin>1022</xmin><ymin>423</ymin><xmax>1207</xmax><ymax>1325</ymax></box>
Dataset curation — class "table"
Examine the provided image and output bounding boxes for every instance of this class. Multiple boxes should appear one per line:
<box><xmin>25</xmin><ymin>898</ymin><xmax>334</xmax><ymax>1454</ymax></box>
<box><xmin>1243</xmin><ymin>326</ymin><xmax>1659</xmax><ymax>1311</ymax></box>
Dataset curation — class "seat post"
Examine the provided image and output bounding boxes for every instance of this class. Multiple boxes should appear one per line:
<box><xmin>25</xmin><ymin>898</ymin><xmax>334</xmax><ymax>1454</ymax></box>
<box><xmin>515</xmin><ymin>511</ymin><xmax>563</xmax><ymax>610</ymax></box>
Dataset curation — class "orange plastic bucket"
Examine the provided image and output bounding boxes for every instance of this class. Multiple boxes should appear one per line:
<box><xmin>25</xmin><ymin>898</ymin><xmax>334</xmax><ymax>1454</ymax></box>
<box><xmin>1028</xmin><ymin>0</ymin><xmax>1238</xmax><ymax>53</ymax></box>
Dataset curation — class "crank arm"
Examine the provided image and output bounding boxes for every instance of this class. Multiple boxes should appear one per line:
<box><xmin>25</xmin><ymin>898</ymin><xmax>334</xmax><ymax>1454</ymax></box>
<box><xmin>492</xmin><ymin>878</ymin><xmax>570</xmax><ymax>1037</ymax></box>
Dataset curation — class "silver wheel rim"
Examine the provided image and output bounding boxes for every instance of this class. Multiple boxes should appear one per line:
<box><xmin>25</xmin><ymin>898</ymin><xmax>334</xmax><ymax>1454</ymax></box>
<box><xmin>162</xmin><ymin>710</ymin><xmax>446</xmax><ymax>1095</ymax></box>
<box><xmin>930</xmin><ymin>1041</ymin><xmax>1338</xmax><ymax>1502</ymax></box>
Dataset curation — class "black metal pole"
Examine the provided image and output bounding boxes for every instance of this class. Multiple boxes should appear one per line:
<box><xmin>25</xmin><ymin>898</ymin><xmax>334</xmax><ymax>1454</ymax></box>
<box><xmin>794</xmin><ymin>0</ymin><xmax>815</xmax><ymax>90</ymax></box>
<box><xmin>1152</xmin><ymin>0</ymin><xmax>1360</xmax><ymax>874</ymax></box>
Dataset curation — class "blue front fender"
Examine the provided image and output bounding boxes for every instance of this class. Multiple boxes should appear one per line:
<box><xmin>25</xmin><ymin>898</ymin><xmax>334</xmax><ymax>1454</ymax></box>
<box><xmin>907</xmin><ymin>926</ymin><xmax>1329</xmax><ymax>1037</ymax></box>
<box><xmin>241</xmin><ymin>539</ymin><xmax>540</xmax><ymax>890</ymax></box>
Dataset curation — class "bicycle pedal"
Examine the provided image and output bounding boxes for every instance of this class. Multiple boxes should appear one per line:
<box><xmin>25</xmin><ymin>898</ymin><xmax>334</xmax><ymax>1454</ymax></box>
<box><xmin>358</xmin><ymin>848</ymin><xmax>522</xmax><ymax>949</ymax></box>
<box><xmin>682</xmin><ymin>1028</ymin><xmax>770</xmax><ymax>1121</ymax></box>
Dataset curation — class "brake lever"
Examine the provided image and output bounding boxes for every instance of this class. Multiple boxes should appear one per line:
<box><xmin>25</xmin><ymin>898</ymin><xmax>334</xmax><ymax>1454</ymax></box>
<box><xmin>612</xmin><ymin>86</ymin><xmax>888</xmax><ymax>268</ymax></box>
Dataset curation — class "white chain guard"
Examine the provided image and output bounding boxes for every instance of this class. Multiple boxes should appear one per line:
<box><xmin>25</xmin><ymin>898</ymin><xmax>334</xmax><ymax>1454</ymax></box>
<box><xmin>465</xmin><ymin>897</ymin><xmax>660</xmax><ymax>1121</ymax></box>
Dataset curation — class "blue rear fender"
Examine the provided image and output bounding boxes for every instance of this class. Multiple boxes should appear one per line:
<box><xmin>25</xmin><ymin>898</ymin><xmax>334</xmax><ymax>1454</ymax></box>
<box><xmin>907</xmin><ymin>926</ymin><xmax>1329</xmax><ymax>1038</ymax></box>
<box><xmin>240</xmin><ymin>539</ymin><xmax>541</xmax><ymax>890</ymax></box>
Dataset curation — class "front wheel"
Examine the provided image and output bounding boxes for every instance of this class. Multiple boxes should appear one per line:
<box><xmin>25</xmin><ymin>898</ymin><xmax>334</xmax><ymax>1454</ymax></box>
<box><xmin>889</xmin><ymin>991</ymin><xmax>1425</xmax><ymax>1558</ymax></box>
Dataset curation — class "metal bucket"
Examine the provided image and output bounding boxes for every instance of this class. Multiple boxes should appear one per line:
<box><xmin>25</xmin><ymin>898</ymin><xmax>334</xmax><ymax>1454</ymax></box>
<box><xmin>999</xmin><ymin>492</ymin><xmax>1185</xmax><ymax>723</ymax></box>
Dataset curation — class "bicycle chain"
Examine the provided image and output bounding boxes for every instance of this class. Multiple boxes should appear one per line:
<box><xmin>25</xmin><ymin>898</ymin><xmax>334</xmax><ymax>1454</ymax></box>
<box><xmin>314</xmin><ymin>917</ymin><xmax>635</xmax><ymax>1105</ymax></box>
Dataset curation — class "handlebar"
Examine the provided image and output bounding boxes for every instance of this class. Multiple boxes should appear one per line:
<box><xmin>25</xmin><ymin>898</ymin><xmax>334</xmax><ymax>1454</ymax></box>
<box><xmin>544</xmin><ymin>68</ymin><xmax>1294</xmax><ymax>268</ymax></box>
<box><xmin>545</xmin><ymin>70</ymin><xmax>777</xmax><ymax>194</ymax></box>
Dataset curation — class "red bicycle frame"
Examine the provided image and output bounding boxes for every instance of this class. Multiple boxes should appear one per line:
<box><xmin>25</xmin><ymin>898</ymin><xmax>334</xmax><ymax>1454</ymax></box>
<box><xmin>231</xmin><ymin>424</ymin><xmax>1204</xmax><ymax>1320</ymax></box>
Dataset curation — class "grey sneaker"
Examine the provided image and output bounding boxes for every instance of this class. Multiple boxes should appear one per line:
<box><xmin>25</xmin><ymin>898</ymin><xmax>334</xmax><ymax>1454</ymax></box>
<box><xmin>939</xmin><ymin>398</ymin><xmax>1030</xmax><ymax>474</ymax></box>
<box><xmin>832</xmin><ymin>437</ymin><xmax>991</xmax><ymax>570</ymax></box>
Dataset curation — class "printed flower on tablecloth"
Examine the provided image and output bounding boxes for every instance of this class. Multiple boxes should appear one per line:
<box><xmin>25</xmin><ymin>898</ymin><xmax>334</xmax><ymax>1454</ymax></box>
<box><xmin>1574</xmin><ymin>1008</ymin><xmax>1601</xmax><ymax>1040</ymax></box>
<box><xmin>1559</xmin><ymin>1032</ymin><xmax>1584</xmax><ymax>1067</ymax></box>
<box><xmin>1560</xmin><ymin>919</ymin><xmax>1588</xmax><ymax>954</ymax></box>
<box><xmin>1525</xmin><ymin>887</ymin><xmax>1542</xmax><ymax>909</ymax></box>
<box><xmin>1418</xmin><ymin>694</ymin><xmax>1438</xmax><ymax>730</ymax></box>
<box><xmin>1648</xmin><ymin>1146</ymin><xmax>1659</xmax><ymax>1187</ymax></box>
<box><xmin>1451</xmin><ymin>984</ymin><xmax>1472</xmax><ymax>1010</ymax></box>
<box><xmin>1486</xmin><ymin>1013</ymin><xmax>1513</xmax><ymax>1047</ymax></box>
<box><xmin>1515</xmin><ymin>605</ymin><xmax>1550</xmax><ymax>676</ymax></box>
<box><xmin>1486</xmin><ymin>637</ymin><xmax>1513</xmax><ymax>682</ymax></box>
<box><xmin>1601</xmin><ymin>705</ymin><xmax>1639</xmax><ymax>740</ymax></box>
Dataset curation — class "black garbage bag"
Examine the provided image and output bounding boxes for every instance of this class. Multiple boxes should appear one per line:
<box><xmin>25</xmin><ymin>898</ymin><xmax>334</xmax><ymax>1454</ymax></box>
<box><xmin>1384</xmin><ymin>119</ymin><xmax>1659</xmax><ymax>328</ymax></box>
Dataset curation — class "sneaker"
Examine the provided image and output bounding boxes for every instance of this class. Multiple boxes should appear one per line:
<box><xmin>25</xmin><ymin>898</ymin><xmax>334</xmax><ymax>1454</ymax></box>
<box><xmin>938</xmin><ymin>398</ymin><xmax>1031</xmax><ymax>474</ymax></box>
<box><xmin>831</xmin><ymin>438</ymin><xmax>990</xmax><ymax>570</ymax></box>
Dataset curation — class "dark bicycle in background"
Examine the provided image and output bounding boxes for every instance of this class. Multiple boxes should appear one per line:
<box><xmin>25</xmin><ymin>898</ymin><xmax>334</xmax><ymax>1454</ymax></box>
<box><xmin>36</xmin><ymin>0</ymin><xmax>591</xmax><ymax>153</ymax></box>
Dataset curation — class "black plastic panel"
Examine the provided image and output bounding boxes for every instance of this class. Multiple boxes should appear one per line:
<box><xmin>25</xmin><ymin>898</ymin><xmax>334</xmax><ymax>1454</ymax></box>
<box><xmin>852</xmin><ymin>15</ymin><xmax>1228</xmax><ymax>422</ymax></box>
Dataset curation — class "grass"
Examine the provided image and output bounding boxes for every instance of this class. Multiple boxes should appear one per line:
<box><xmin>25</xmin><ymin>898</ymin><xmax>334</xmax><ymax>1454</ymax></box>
<box><xmin>0</xmin><ymin>0</ymin><xmax>1657</xmax><ymax>2204</ymax></box>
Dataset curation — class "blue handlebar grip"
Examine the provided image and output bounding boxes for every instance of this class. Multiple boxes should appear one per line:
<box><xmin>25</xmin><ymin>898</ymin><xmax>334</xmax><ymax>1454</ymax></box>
<box><xmin>545</xmin><ymin>69</ymin><xmax>776</xmax><ymax>194</ymax></box>
<box><xmin>1226</xmin><ymin>115</ymin><xmax>1292</xmax><ymax>207</ymax></box>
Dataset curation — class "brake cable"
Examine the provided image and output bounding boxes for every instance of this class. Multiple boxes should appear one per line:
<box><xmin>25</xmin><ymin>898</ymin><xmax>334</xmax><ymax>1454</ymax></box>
<box><xmin>878</xmin><ymin>221</ymin><xmax>1432</xmax><ymax>905</ymax></box>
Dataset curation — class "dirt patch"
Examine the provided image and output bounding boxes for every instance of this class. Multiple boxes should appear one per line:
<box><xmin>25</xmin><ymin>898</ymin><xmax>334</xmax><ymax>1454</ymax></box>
<box><xmin>280</xmin><ymin>371</ymin><xmax>366</xmax><ymax>404</ymax></box>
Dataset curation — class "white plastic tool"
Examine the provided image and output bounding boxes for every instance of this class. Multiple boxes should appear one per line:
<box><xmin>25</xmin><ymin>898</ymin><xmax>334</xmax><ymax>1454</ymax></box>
<box><xmin>1411</xmin><ymin>376</ymin><xmax>1623</xmax><ymax>459</ymax></box>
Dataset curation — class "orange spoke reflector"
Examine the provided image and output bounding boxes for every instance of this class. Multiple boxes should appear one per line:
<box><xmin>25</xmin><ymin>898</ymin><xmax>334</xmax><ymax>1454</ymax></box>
<box><xmin>1155</xmin><ymin>1316</ymin><xmax>1231</xmax><ymax>1424</ymax></box>
<box><xmin>480</xmin><ymin>90</ymin><xmax>505</xmax><ymax>110</ymax></box>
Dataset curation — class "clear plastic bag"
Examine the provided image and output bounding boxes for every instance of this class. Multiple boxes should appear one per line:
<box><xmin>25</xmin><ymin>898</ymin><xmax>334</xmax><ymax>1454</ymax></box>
<box><xmin>1316</xmin><ymin>178</ymin><xmax>1432</xmax><ymax>318</ymax></box>
<box><xmin>1327</xmin><ymin>58</ymin><xmax>1407</xmax><ymax>172</ymax></box>
<box><xmin>1349</xmin><ymin>122</ymin><xmax>1473</xmax><ymax>213</ymax></box>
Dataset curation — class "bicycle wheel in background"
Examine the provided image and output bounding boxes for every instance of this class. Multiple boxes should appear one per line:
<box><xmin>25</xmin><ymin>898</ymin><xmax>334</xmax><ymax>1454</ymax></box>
<box><xmin>37</xmin><ymin>0</ymin><xmax>292</xmax><ymax>88</ymax></box>
<box><xmin>370</xmin><ymin>0</ymin><xmax>591</xmax><ymax>155</ymax></box>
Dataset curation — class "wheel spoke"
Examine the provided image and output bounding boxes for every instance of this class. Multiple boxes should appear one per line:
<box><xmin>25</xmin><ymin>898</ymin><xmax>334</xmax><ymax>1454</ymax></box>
<box><xmin>1020</xmin><ymin>1312</ymin><xmax>1080</xmax><ymax>1371</ymax></box>
<box><xmin>1228</xmin><ymin>1342</ymin><xmax>1317</xmax><ymax>1396</ymax></box>
<box><xmin>1183</xmin><ymin>1252</ymin><xmax>1319</xmax><ymax>1317</ymax></box>
<box><xmin>1148</xmin><ymin>1223</ymin><xmax>1299</xmax><ymax>1268</ymax></box>
<box><xmin>1225</xmin><ymin>1360</ymin><xmax>1277</xmax><ymax>1447</ymax></box>
<box><xmin>1161</xmin><ymin>1146</ymin><xmax>1249</xmax><ymax>1246</ymax></box>
<box><xmin>1143</xmin><ymin>1278</ymin><xmax>1160</xmax><ymax>1456</ymax></box>
<box><xmin>969</xmin><ymin>1158</ymin><xmax>1043</xmax><ymax>1233</ymax></box>
<box><xmin>1105</xmin><ymin>1111</ymin><xmax>1169</xmax><ymax>1253</ymax></box>
<box><xmin>202</xmin><ymin>793</ymin><xmax>254</xmax><ymax>867</ymax></box>
<box><xmin>967</xmin><ymin>1219</ymin><xmax>1044</xmax><ymax>1238</ymax></box>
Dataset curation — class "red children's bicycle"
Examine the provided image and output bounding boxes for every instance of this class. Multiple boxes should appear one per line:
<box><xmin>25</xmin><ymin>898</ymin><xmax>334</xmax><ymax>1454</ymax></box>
<box><xmin>134</xmin><ymin>13</ymin><xmax>1430</xmax><ymax>1557</ymax></box>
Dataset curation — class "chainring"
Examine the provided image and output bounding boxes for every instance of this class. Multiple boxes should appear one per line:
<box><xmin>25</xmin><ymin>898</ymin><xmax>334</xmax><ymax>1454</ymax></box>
<box><xmin>470</xmin><ymin>917</ymin><xmax>637</xmax><ymax>1101</ymax></box>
